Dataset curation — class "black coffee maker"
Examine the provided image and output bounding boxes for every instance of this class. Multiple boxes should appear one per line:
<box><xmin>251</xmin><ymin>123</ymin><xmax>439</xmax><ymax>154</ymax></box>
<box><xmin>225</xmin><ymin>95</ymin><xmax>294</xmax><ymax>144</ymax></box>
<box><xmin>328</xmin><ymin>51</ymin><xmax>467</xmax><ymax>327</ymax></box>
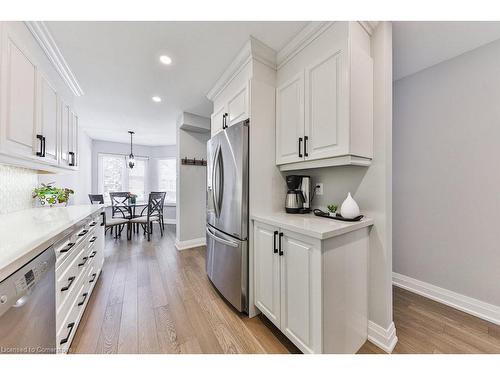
<box><xmin>285</xmin><ymin>175</ymin><xmax>311</xmax><ymax>214</ymax></box>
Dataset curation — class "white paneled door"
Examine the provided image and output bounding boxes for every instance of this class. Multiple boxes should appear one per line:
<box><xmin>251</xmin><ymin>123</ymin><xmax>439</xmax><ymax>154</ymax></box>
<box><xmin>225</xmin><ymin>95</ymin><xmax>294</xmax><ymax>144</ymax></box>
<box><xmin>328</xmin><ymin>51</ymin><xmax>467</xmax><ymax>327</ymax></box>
<box><xmin>253</xmin><ymin>221</ymin><xmax>281</xmax><ymax>328</ymax></box>
<box><xmin>39</xmin><ymin>74</ymin><xmax>59</xmax><ymax>164</ymax></box>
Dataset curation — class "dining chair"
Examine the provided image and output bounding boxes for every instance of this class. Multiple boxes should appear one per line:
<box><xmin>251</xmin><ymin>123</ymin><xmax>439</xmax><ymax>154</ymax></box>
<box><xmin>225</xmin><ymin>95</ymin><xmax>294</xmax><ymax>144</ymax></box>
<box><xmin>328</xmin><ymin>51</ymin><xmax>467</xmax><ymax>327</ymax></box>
<box><xmin>129</xmin><ymin>192</ymin><xmax>164</xmax><ymax>241</ymax></box>
<box><xmin>88</xmin><ymin>193</ymin><xmax>128</xmax><ymax>238</ymax></box>
<box><xmin>109</xmin><ymin>192</ymin><xmax>131</xmax><ymax>238</ymax></box>
<box><xmin>88</xmin><ymin>194</ymin><xmax>104</xmax><ymax>204</ymax></box>
<box><xmin>150</xmin><ymin>191</ymin><xmax>167</xmax><ymax>230</ymax></box>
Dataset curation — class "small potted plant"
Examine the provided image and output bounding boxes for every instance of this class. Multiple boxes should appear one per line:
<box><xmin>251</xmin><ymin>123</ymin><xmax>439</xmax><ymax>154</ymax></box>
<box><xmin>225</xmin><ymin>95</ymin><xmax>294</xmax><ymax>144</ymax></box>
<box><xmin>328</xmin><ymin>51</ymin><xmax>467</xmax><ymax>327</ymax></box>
<box><xmin>327</xmin><ymin>204</ymin><xmax>338</xmax><ymax>217</ymax></box>
<box><xmin>128</xmin><ymin>193</ymin><xmax>138</xmax><ymax>205</ymax></box>
<box><xmin>33</xmin><ymin>183</ymin><xmax>74</xmax><ymax>207</ymax></box>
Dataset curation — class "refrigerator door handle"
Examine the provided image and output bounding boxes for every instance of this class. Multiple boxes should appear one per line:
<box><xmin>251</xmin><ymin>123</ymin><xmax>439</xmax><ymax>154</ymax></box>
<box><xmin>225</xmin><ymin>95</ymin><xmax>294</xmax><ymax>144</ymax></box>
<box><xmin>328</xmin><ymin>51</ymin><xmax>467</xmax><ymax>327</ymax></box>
<box><xmin>206</xmin><ymin>226</ymin><xmax>239</xmax><ymax>248</ymax></box>
<box><xmin>212</xmin><ymin>145</ymin><xmax>220</xmax><ymax>218</ymax></box>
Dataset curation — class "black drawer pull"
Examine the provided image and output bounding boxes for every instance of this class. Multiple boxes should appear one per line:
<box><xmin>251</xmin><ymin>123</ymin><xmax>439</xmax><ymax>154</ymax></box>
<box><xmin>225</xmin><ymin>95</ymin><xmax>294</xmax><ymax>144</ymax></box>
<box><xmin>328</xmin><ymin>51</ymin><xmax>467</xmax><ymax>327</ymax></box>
<box><xmin>89</xmin><ymin>222</ymin><xmax>97</xmax><ymax>227</ymax></box>
<box><xmin>304</xmin><ymin>136</ymin><xmax>309</xmax><ymax>157</ymax></box>
<box><xmin>89</xmin><ymin>273</ymin><xmax>97</xmax><ymax>283</ymax></box>
<box><xmin>78</xmin><ymin>257</ymin><xmax>88</xmax><ymax>267</ymax></box>
<box><xmin>273</xmin><ymin>231</ymin><xmax>278</xmax><ymax>254</ymax></box>
<box><xmin>89</xmin><ymin>236</ymin><xmax>97</xmax><ymax>243</ymax></box>
<box><xmin>279</xmin><ymin>232</ymin><xmax>284</xmax><ymax>256</ymax></box>
<box><xmin>89</xmin><ymin>251</ymin><xmax>97</xmax><ymax>258</ymax></box>
<box><xmin>78</xmin><ymin>230</ymin><xmax>88</xmax><ymax>237</ymax></box>
<box><xmin>61</xmin><ymin>276</ymin><xmax>76</xmax><ymax>292</ymax></box>
<box><xmin>60</xmin><ymin>322</ymin><xmax>75</xmax><ymax>345</ymax></box>
<box><xmin>77</xmin><ymin>293</ymin><xmax>89</xmax><ymax>307</ymax></box>
<box><xmin>298</xmin><ymin>137</ymin><xmax>303</xmax><ymax>158</ymax></box>
<box><xmin>100</xmin><ymin>212</ymin><xmax>105</xmax><ymax>226</ymax></box>
<box><xmin>59</xmin><ymin>242</ymin><xmax>75</xmax><ymax>254</ymax></box>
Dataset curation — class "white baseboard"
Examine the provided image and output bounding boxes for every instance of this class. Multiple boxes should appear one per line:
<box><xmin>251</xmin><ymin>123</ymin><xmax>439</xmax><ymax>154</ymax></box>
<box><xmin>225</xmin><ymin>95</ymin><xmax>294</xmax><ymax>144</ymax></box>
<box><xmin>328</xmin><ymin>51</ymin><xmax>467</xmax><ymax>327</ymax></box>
<box><xmin>175</xmin><ymin>237</ymin><xmax>206</xmax><ymax>251</ymax></box>
<box><xmin>368</xmin><ymin>321</ymin><xmax>398</xmax><ymax>353</ymax></box>
<box><xmin>163</xmin><ymin>218</ymin><xmax>176</xmax><ymax>225</ymax></box>
<box><xmin>393</xmin><ymin>272</ymin><xmax>500</xmax><ymax>326</ymax></box>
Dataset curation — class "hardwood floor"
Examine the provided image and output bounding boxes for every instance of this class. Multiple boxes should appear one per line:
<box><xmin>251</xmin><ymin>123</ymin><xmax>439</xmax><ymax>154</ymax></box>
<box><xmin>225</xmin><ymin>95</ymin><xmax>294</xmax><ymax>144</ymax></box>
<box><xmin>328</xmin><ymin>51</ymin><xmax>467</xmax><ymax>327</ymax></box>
<box><xmin>70</xmin><ymin>224</ymin><xmax>500</xmax><ymax>354</ymax></box>
<box><xmin>70</xmin><ymin>224</ymin><xmax>300</xmax><ymax>354</ymax></box>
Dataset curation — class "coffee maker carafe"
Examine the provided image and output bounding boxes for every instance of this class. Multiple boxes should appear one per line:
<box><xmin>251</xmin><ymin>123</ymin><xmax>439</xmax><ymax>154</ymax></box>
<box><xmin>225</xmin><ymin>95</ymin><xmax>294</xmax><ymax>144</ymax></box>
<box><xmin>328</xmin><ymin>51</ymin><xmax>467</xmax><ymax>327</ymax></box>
<box><xmin>285</xmin><ymin>175</ymin><xmax>311</xmax><ymax>214</ymax></box>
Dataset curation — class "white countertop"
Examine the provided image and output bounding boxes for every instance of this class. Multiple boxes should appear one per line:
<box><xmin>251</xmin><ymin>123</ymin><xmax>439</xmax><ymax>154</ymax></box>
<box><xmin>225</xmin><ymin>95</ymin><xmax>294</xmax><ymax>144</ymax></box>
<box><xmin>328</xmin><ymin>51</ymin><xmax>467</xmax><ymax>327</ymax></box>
<box><xmin>0</xmin><ymin>205</ymin><xmax>103</xmax><ymax>282</ymax></box>
<box><xmin>251</xmin><ymin>211</ymin><xmax>374</xmax><ymax>240</ymax></box>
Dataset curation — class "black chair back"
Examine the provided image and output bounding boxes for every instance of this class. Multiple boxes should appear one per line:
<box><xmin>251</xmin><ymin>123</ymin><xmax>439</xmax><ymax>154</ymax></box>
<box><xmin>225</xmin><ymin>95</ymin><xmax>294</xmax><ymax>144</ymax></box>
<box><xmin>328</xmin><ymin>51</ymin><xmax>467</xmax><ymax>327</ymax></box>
<box><xmin>146</xmin><ymin>192</ymin><xmax>165</xmax><ymax>220</ymax></box>
<box><xmin>109</xmin><ymin>192</ymin><xmax>131</xmax><ymax>218</ymax></box>
<box><xmin>88</xmin><ymin>194</ymin><xmax>104</xmax><ymax>204</ymax></box>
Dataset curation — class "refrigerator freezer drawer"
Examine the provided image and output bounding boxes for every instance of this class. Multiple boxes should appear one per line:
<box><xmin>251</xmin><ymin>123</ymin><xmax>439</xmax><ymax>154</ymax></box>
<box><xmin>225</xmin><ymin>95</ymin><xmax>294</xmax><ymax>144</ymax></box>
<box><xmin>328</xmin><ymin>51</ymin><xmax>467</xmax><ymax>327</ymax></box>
<box><xmin>206</xmin><ymin>225</ymin><xmax>248</xmax><ymax>313</ymax></box>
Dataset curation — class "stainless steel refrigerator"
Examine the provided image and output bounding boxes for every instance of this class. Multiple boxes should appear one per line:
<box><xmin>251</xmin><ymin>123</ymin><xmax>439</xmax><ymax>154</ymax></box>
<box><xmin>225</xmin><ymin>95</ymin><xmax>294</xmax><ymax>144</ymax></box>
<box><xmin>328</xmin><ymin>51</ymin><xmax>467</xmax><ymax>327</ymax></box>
<box><xmin>206</xmin><ymin>119</ymin><xmax>249</xmax><ymax>313</ymax></box>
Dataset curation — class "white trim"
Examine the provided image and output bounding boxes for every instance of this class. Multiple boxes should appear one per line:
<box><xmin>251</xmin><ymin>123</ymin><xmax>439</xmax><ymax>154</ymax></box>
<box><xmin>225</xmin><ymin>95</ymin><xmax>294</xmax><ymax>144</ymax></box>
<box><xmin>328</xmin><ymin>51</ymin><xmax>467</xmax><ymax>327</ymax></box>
<box><xmin>393</xmin><ymin>272</ymin><xmax>500</xmax><ymax>326</ymax></box>
<box><xmin>175</xmin><ymin>237</ymin><xmax>206</xmax><ymax>251</ymax></box>
<box><xmin>206</xmin><ymin>36</ymin><xmax>276</xmax><ymax>101</ymax></box>
<box><xmin>25</xmin><ymin>21</ymin><xmax>84</xmax><ymax>97</ymax></box>
<box><xmin>278</xmin><ymin>155</ymin><xmax>371</xmax><ymax>172</ymax></box>
<box><xmin>276</xmin><ymin>22</ymin><xmax>333</xmax><ymax>69</ymax></box>
<box><xmin>358</xmin><ymin>21</ymin><xmax>378</xmax><ymax>36</ymax></box>
<box><xmin>368</xmin><ymin>321</ymin><xmax>398</xmax><ymax>353</ymax></box>
<box><xmin>163</xmin><ymin>218</ymin><xmax>176</xmax><ymax>225</ymax></box>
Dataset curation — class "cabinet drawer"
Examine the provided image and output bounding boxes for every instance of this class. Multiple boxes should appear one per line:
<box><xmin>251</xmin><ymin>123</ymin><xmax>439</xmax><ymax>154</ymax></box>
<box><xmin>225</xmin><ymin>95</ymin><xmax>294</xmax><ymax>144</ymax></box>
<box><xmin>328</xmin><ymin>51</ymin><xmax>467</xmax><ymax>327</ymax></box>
<box><xmin>55</xmin><ymin>225</ymin><xmax>95</xmax><ymax>267</ymax></box>
<box><xmin>56</xmin><ymin>242</ymin><xmax>88</xmax><ymax>310</ymax></box>
<box><xmin>57</xmin><ymin>281</ymin><xmax>86</xmax><ymax>353</ymax></box>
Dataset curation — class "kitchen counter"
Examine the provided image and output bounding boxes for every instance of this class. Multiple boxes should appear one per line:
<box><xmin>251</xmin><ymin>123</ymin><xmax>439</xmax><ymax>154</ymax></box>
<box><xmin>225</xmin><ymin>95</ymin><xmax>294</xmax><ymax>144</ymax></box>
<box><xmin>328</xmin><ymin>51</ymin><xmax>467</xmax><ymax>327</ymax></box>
<box><xmin>251</xmin><ymin>211</ymin><xmax>374</xmax><ymax>240</ymax></box>
<box><xmin>0</xmin><ymin>205</ymin><xmax>103</xmax><ymax>282</ymax></box>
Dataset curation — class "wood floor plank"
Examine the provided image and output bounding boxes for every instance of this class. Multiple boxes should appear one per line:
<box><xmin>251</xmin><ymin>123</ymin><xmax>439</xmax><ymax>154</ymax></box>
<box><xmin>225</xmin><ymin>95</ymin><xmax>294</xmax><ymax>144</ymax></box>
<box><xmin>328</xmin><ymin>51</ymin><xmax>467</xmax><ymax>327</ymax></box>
<box><xmin>154</xmin><ymin>305</ymin><xmax>181</xmax><ymax>353</ymax></box>
<box><xmin>117</xmin><ymin>256</ymin><xmax>138</xmax><ymax>353</ymax></box>
<box><xmin>95</xmin><ymin>302</ymin><xmax>122</xmax><ymax>354</ymax></box>
<box><xmin>137</xmin><ymin>284</ymin><xmax>160</xmax><ymax>354</ymax></box>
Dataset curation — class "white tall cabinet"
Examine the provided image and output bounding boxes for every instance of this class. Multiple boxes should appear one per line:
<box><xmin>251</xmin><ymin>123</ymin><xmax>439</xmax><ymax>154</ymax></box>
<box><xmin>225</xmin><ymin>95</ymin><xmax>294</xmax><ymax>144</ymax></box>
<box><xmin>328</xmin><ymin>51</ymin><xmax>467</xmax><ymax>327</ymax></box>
<box><xmin>0</xmin><ymin>21</ymin><xmax>80</xmax><ymax>172</ymax></box>
<box><xmin>276</xmin><ymin>22</ymin><xmax>373</xmax><ymax>171</ymax></box>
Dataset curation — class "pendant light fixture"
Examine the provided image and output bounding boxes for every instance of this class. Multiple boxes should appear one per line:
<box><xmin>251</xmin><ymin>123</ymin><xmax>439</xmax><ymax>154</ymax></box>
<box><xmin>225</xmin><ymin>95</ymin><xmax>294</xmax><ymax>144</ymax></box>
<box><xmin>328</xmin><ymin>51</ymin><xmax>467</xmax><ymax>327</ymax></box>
<box><xmin>128</xmin><ymin>131</ymin><xmax>135</xmax><ymax>169</ymax></box>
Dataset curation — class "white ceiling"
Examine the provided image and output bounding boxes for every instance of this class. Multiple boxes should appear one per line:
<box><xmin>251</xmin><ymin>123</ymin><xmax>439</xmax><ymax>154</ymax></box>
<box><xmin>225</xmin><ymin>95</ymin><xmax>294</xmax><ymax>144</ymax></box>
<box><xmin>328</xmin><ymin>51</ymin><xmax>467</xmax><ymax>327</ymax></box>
<box><xmin>393</xmin><ymin>21</ymin><xmax>500</xmax><ymax>81</ymax></box>
<box><xmin>46</xmin><ymin>21</ymin><xmax>307</xmax><ymax>146</ymax></box>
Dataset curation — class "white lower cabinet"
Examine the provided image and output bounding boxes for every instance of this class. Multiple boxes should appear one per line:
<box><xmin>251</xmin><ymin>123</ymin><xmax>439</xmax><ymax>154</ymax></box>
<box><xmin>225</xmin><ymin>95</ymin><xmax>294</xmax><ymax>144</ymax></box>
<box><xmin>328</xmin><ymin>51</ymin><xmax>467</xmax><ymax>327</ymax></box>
<box><xmin>253</xmin><ymin>218</ymin><xmax>369</xmax><ymax>354</ymax></box>
<box><xmin>54</xmin><ymin>210</ymin><xmax>104</xmax><ymax>353</ymax></box>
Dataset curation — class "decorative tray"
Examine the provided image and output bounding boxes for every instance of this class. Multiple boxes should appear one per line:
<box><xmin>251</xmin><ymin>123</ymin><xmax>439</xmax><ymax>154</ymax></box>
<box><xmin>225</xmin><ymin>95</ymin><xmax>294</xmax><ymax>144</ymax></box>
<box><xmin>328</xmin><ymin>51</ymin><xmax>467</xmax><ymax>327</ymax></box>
<box><xmin>313</xmin><ymin>209</ymin><xmax>364</xmax><ymax>222</ymax></box>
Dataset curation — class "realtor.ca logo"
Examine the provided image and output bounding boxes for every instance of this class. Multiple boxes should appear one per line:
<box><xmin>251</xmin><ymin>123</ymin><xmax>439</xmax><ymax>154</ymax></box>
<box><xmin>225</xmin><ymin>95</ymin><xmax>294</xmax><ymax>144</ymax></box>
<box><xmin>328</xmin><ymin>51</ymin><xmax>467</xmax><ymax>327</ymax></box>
<box><xmin>0</xmin><ymin>346</ymin><xmax>58</xmax><ymax>354</ymax></box>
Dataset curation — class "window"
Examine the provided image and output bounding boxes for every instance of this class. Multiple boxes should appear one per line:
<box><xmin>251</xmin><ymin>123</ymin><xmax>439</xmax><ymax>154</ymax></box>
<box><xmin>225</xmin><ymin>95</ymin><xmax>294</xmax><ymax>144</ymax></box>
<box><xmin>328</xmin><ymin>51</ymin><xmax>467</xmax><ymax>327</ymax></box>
<box><xmin>158</xmin><ymin>158</ymin><xmax>176</xmax><ymax>204</ymax></box>
<box><xmin>98</xmin><ymin>153</ymin><xmax>148</xmax><ymax>203</ymax></box>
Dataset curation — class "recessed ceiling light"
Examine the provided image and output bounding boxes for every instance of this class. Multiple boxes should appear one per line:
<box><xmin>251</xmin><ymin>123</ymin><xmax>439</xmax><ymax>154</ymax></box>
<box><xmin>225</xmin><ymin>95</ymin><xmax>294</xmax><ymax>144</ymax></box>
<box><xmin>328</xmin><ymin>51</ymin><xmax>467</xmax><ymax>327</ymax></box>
<box><xmin>159</xmin><ymin>55</ymin><xmax>172</xmax><ymax>65</ymax></box>
<box><xmin>152</xmin><ymin>96</ymin><xmax>162</xmax><ymax>103</ymax></box>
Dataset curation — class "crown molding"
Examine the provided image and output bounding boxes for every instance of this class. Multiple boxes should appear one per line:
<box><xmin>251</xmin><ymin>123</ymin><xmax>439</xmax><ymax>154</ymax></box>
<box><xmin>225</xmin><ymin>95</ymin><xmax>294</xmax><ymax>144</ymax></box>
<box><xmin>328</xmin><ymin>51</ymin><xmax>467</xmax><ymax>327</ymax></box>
<box><xmin>206</xmin><ymin>36</ymin><xmax>276</xmax><ymax>102</ymax></box>
<box><xmin>25</xmin><ymin>21</ymin><xmax>84</xmax><ymax>97</ymax></box>
<box><xmin>276</xmin><ymin>21</ymin><xmax>333</xmax><ymax>70</ymax></box>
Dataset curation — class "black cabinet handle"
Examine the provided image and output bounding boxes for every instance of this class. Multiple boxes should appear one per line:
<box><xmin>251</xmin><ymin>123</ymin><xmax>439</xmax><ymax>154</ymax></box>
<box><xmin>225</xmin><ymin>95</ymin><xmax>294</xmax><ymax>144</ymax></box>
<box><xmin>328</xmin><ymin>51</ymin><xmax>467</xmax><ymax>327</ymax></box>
<box><xmin>304</xmin><ymin>136</ymin><xmax>309</xmax><ymax>157</ymax></box>
<box><xmin>89</xmin><ymin>273</ymin><xmax>97</xmax><ymax>283</ymax></box>
<box><xmin>89</xmin><ymin>236</ymin><xmax>97</xmax><ymax>243</ymax></box>
<box><xmin>61</xmin><ymin>276</ymin><xmax>76</xmax><ymax>292</ymax></box>
<box><xmin>279</xmin><ymin>232</ymin><xmax>284</xmax><ymax>256</ymax></box>
<box><xmin>273</xmin><ymin>231</ymin><xmax>278</xmax><ymax>254</ymax></box>
<box><xmin>298</xmin><ymin>137</ymin><xmax>303</xmax><ymax>158</ymax></box>
<box><xmin>222</xmin><ymin>113</ymin><xmax>228</xmax><ymax>129</ymax></box>
<box><xmin>69</xmin><ymin>151</ymin><xmax>75</xmax><ymax>166</ymax></box>
<box><xmin>59</xmin><ymin>242</ymin><xmax>75</xmax><ymax>254</ymax></box>
<box><xmin>60</xmin><ymin>322</ymin><xmax>75</xmax><ymax>345</ymax></box>
<box><xmin>89</xmin><ymin>251</ymin><xmax>97</xmax><ymax>258</ymax></box>
<box><xmin>77</xmin><ymin>293</ymin><xmax>89</xmax><ymax>307</ymax></box>
<box><xmin>36</xmin><ymin>134</ymin><xmax>44</xmax><ymax>157</ymax></box>
<box><xmin>78</xmin><ymin>229</ymin><xmax>88</xmax><ymax>237</ymax></box>
<box><xmin>89</xmin><ymin>222</ymin><xmax>97</xmax><ymax>227</ymax></box>
<box><xmin>78</xmin><ymin>256</ymin><xmax>88</xmax><ymax>267</ymax></box>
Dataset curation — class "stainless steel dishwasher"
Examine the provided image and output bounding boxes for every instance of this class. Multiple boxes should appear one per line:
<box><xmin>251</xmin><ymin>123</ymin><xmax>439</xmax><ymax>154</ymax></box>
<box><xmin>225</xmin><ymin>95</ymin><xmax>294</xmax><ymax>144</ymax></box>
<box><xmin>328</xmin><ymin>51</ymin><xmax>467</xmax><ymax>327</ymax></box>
<box><xmin>0</xmin><ymin>246</ymin><xmax>56</xmax><ymax>354</ymax></box>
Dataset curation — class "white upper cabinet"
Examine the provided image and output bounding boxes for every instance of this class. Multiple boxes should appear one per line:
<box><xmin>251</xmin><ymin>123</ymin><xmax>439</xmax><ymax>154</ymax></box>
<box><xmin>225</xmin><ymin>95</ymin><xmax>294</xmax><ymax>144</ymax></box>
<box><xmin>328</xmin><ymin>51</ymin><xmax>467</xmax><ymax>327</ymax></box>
<box><xmin>0</xmin><ymin>22</ymin><xmax>80</xmax><ymax>171</ymax></box>
<box><xmin>210</xmin><ymin>104</ymin><xmax>226</xmax><ymax>138</ymax></box>
<box><xmin>0</xmin><ymin>31</ymin><xmax>38</xmax><ymax>159</ymax></box>
<box><xmin>276</xmin><ymin>73</ymin><xmax>304</xmax><ymax>165</ymax></box>
<box><xmin>227</xmin><ymin>84</ymin><xmax>248</xmax><ymax>126</ymax></box>
<box><xmin>38</xmin><ymin>73</ymin><xmax>59</xmax><ymax>164</ymax></box>
<box><xmin>275</xmin><ymin>22</ymin><xmax>373</xmax><ymax>171</ymax></box>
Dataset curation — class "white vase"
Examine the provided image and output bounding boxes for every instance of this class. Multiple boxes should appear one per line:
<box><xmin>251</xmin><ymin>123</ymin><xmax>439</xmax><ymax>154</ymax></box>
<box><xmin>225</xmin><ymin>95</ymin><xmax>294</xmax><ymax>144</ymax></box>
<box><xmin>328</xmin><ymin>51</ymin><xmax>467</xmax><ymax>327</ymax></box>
<box><xmin>340</xmin><ymin>192</ymin><xmax>360</xmax><ymax>219</ymax></box>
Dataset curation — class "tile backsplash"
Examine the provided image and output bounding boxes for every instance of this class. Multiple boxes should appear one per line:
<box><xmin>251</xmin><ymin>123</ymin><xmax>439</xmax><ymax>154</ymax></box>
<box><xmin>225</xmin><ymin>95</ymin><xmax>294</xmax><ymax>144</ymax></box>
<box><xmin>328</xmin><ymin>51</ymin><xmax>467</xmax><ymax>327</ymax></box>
<box><xmin>0</xmin><ymin>164</ymin><xmax>38</xmax><ymax>214</ymax></box>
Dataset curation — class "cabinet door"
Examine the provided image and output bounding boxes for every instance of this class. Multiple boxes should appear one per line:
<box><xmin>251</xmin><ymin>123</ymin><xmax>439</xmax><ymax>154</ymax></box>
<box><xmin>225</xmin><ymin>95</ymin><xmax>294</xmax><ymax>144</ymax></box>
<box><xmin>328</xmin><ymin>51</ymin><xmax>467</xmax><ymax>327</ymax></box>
<box><xmin>0</xmin><ymin>34</ymin><xmax>38</xmax><ymax>158</ymax></box>
<box><xmin>227</xmin><ymin>84</ymin><xmax>248</xmax><ymax>126</ymax></box>
<box><xmin>59</xmin><ymin>101</ymin><xmax>70</xmax><ymax>166</ymax></box>
<box><xmin>304</xmin><ymin>50</ymin><xmax>347</xmax><ymax>160</ymax></box>
<box><xmin>38</xmin><ymin>74</ymin><xmax>59</xmax><ymax>164</ymax></box>
<box><xmin>210</xmin><ymin>105</ymin><xmax>225</xmax><ymax>137</ymax></box>
<box><xmin>280</xmin><ymin>231</ymin><xmax>319</xmax><ymax>353</ymax></box>
<box><xmin>276</xmin><ymin>73</ymin><xmax>304</xmax><ymax>165</ymax></box>
<box><xmin>253</xmin><ymin>221</ymin><xmax>281</xmax><ymax>327</ymax></box>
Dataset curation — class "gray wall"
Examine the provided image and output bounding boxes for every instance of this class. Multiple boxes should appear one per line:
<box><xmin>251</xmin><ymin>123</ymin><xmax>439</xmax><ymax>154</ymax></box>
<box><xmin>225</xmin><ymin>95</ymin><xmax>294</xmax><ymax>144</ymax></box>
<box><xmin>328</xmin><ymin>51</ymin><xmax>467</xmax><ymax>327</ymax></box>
<box><xmin>91</xmin><ymin>139</ymin><xmax>176</xmax><ymax>222</ymax></box>
<box><xmin>393</xmin><ymin>38</ymin><xmax>500</xmax><ymax>306</ymax></box>
<box><xmin>176</xmin><ymin>114</ymin><xmax>210</xmax><ymax>243</ymax></box>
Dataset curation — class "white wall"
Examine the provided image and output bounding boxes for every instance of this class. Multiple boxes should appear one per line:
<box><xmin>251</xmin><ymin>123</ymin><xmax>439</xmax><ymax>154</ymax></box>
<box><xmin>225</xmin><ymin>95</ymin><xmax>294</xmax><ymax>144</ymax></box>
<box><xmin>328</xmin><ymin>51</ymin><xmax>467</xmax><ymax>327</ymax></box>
<box><xmin>176</xmin><ymin>113</ymin><xmax>210</xmax><ymax>245</ymax></box>
<box><xmin>394</xmin><ymin>38</ymin><xmax>500</xmax><ymax>307</ymax></box>
<box><xmin>91</xmin><ymin>139</ymin><xmax>176</xmax><ymax>221</ymax></box>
